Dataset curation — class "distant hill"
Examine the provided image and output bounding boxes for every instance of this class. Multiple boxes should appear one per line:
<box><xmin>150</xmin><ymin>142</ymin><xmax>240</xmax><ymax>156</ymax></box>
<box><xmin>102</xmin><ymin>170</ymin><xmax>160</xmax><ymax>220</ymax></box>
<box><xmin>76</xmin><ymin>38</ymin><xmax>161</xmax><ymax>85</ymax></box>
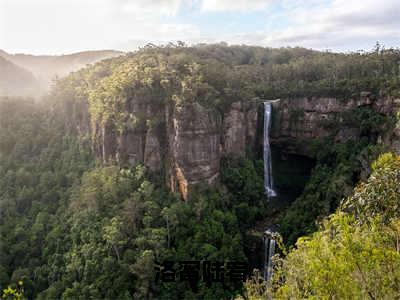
<box><xmin>0</xmin><ymin>49</ymin><xmax>123</xmax><ymax>95</ymax></box>
<box><xmin>0</xmin><ymin>55</ymin><xmax>40</xmax><ymax>97</ymax></box>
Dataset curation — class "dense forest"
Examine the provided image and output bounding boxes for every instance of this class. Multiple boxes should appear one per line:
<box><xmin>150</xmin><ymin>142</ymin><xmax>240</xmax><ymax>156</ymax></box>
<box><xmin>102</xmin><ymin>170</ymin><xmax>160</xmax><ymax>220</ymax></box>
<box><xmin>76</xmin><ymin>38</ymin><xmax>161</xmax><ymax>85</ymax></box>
<box><xmin>1</xmin><ymin>43</ymin><xmax>400</xmax><ymax>299</ymax></box>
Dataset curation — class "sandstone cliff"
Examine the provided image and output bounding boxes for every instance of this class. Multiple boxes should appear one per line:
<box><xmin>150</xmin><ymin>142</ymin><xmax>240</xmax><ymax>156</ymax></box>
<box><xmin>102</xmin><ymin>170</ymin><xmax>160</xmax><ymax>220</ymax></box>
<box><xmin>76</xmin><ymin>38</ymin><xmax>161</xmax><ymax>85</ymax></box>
<box><xmin>64</xmin><ymin>92</ymin><xmax>400</xmax><ymax>199</ymax></box>
<box><xmin>271</xmin><ymin>93</ymin><xmax>400</xmax><ymax>156</ymax></box>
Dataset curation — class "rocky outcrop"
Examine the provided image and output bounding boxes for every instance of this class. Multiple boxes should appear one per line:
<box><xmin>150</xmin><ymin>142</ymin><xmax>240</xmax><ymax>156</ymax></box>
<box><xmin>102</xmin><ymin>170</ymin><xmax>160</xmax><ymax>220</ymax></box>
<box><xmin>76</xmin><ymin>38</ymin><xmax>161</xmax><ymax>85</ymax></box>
<box><xmin>118</xmin><ymin>128</ymin><xmax>145</xmax><ymax>166</ymax></box>
<box><xmin>144</xmin><ymin>128</ymin><xmax>162</xmax><ymax>172</ymax></box>
<box><xmin>89</xmin><ymin>100</ymin><xmax>166</xmax><ymax>169</ymax></box>
<box><xmin>270</xmin><ymin>93</ymin><xmax>400</xmax><ymax>156</ymax></box>
<box><xmin>270</xmin><ymin>97</ymin><xmax>356</xmax><ymax>156</ymax></box>
<box><xmin>245</xmin><ymin>104</ymin><xmax>259</xmax><ymax>153</ymax></box>
<box><xmin>81</xmin><ymin>99</ymin><xmax>260</xmax><ymax>199</ymax></box>
<box><xmin>222</xmin><ymin>101</ymin><xmax>260</xmax><ymax>157</ymax></box>
<box><xmin>167</xmin><ymin>102</ymin><xmax>221</xmax><ymax>200</ymax></box>
<box><xmin>66</xmin><ymin>91</ymin><xmax>400</xmax><ymax>198</ymax></box>
<box><xmin>223</xmin><ymin>102</ymin><xmax>246</xmax><ymax>156</ymax></box>
<box><xmin>374</xmin><ymin>97</ymin><xmax>400</xmax><ymax>154</ymax></box>
<box><xmin>391</xmin><ymin>121</ymin><xmax>400</xmax><ymax>154</ymax></box>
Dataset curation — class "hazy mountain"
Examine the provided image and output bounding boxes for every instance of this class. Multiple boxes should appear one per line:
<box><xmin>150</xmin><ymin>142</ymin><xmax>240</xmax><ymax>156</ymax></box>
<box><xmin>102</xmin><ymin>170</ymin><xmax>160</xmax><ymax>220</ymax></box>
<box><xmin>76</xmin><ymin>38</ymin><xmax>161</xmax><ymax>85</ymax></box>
<box><xmin>0</xmin><ymin>49</ymin><xmax>123</xmax><ymax>94</ymax></box>
<box><xmin>0</xmin><ymin>55</ymin><xmax>40</xmax><ymax>97</ymax></box>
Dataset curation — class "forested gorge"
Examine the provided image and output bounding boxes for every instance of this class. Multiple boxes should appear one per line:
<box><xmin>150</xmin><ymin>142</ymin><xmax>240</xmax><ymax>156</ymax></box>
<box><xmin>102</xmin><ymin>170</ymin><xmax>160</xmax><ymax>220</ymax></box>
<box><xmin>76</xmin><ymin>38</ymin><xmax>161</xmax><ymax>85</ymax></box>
<box><xmin>1</xmin><ymin>43</ymin><xmax>400</xmax><ymax>299</ymax></box>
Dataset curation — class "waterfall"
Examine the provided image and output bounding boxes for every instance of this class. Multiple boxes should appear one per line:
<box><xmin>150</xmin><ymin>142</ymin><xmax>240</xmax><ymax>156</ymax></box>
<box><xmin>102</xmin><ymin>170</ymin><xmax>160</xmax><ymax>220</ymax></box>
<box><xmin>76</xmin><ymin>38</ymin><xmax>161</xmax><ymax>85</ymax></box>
<box><xmin>263</xmin><ymin>102</ymin><xmax>276</xmax><ymax>198</ymax></box>
<box><xmin>263</xmin><ymin>230</ymin><xmax>276</xmax><ymax>282</ymax></box>
<box><xmin>262</xmin><ymin>102</ymin><xmax>277</xmax><ymax>282</ymax></box>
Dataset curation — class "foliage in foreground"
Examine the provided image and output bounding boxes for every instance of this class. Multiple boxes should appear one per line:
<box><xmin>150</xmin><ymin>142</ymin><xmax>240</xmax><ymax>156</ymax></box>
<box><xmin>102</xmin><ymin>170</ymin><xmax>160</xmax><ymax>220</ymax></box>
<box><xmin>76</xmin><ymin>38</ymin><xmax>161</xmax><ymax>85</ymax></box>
<box><xmin>244</xmin><ymin>153</ymin><xmax>400</xmax><ymax>299</ymax></box>
<box><xmin>279</xmin><ymin>106</ymin><xmax>388</xmax><ymax>245</ymax></box>
<box><xmin>1</xmin><ymin>281</ymin><xmax>24</xmax><ymax>300</ymax></box>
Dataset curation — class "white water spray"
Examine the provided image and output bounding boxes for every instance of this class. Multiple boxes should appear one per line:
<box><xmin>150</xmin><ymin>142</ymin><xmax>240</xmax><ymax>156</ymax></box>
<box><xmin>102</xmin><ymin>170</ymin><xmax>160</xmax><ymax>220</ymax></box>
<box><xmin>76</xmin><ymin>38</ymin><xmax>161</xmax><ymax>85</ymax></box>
<box><xmin>263</xmin><ymin>229</ymin><xmax>276</xmax><ymax>282</ymax></box>
<box><xmin>263</xmin><ymin>102</ymin><xmax>276</xmax><ymax>198</ymax></box>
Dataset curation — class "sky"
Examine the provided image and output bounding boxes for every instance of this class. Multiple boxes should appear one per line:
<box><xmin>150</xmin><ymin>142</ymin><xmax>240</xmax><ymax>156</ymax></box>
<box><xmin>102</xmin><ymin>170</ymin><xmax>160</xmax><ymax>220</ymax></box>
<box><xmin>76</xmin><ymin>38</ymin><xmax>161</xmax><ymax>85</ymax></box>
<box><xmin>1</xmin><ymin>0</ymin><xmax>399</xmax><ymax>55</ymax></box>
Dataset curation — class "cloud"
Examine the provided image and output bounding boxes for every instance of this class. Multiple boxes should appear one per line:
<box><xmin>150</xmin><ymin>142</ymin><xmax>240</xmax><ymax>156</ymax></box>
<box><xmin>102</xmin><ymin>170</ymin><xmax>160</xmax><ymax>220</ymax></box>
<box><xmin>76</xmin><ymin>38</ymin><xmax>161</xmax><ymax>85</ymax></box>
<box><xmin>2</xmin><ymin>0</ymin><xmax>400</xmax><ymax>54</ymax></box>
<box><xmin>108</xmin><ymin>0</ymin><xmax>185</xmax><ymax>17</ymax></box>
<box><xmin>103</xmin><ymin>0</ymin><xmax>201</xmax><ymax>49</ymax></box>
<box><xmin>115</xmin><ymin>23</ymin><xmax>201</xmax><ymax>50</ymax></box>
<box><xmin>109</xmin><ymin>0</ymin><xmax>271</xmax><ymax>15</ymax></box>
<box><xmin>1</xmin><ymin>0</ymin><xmax>113</xmax><ymax>54</ymax></box>
<box><xmin>0</xmin><ymin>0</ymin><xmax>197</xmax><ymax>54</ymax></box>
<box><xmin>261</xmin><ymin>0</ymin><xmax>400</xmax><ymax>50</ymax></box>
<box><xmin>201</xmin><ymin>0</ymin><xmax>271</xmax><ymax>12</ymax></box>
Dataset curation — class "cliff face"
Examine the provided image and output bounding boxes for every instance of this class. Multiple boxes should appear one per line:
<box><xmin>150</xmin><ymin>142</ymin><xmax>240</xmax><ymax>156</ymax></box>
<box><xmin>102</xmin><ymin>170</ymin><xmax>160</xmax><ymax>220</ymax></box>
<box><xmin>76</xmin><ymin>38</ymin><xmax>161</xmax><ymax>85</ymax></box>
<box><xmin>66</xmin><ymin>92</ymin><xmax>400</xmax><ymax>199</ymax></box>
<box><xmin>270</xmin><ymin>96</ymin><xmax>368</xmax><ymax>156</ymax></box>
<box><xmin>222</xmin><ymin>101</ymin><xmax>259</xmax><ymax>157</ymax></box>
<box><xmin>165</xmin><ymin>101</ymin><xmax>262</xmax><ymax>199</ymax></box>
<box><xmin>270</xmin><ymin>94</ymin><xmax>400</xmax><ymax>156</ymax></box>
<box><xmin>91</xmin><ymin>100</ymin><xmax>165</xmax><ymax>171</ymax></box>
<box><xmin>167</xmin><ymin>102</ymin><xmax>220</xmax><ymax>199</ymax></box>
<box><xmin>67</xmin><ymin>97</ymin><xmax>259</xmax><ymax>199</ymax></box>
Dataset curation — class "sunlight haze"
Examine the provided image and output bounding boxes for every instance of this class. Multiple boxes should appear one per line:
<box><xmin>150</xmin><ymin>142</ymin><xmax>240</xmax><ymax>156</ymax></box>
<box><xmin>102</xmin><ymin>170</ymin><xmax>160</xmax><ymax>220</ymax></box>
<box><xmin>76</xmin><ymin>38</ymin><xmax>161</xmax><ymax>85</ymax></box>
<box><xmin>1</xmin><ymin>0</ymin><xmax>400</xmax><ymax>54</ymax></box>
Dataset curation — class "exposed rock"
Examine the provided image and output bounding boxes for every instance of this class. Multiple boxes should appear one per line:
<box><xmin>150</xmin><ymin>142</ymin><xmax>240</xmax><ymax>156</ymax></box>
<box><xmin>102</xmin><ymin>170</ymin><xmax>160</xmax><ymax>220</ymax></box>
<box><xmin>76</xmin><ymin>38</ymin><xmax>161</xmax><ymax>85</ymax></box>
<box><xmin>223</xmin><ymin>101</ymin><xmax>246</xmax><ymax>156</ymax></box>
<box><xmin>269</xmin><ymin>95</ymin><xmax>388</xmax><ymax>156</ymax></box>
<box><xmin>101</xmin><ymin>121</ymin><xmax>118</xmax><ymax>163</ymax></box>
<box><xmin>118</xmin><ymin>129</ymin><xmax>145</xmax><ymax>166</ymax></box>
<box><xmin>374</xmin><ymin>96</ymin><xmax>396</xmax><ymax>115</ymax></box>
<box><xmin>270</xmin><ymin>98</ymin><xmax>339</xmax><ymax>156</ymax></box>
<box><xmin>68</xmin><ymin>91</ymin><xmax>400</xmax><ymax>198</ymax></box>
<box><xmin>245</xmin><ymin>104</ymin><xmax>259</xmax><ymax>151</ymax></box>
<box><xmin>144</xmin><ymin>128</ymin><xmax>161</xmax><ymax>171</ymax></box>
<box><xmin>335</xmin><ymin>128</ymin><xmax>360</xmax><ymax>143</ymax></box>
<box><xmin>174</xmin><ymin>166</ymin><xmax>189</xmax><ymax>201</ymax></box>
<box><xmin>390</xmin><ymin>101</ymin><xmax>400</xmax><ymax>154</ymax></box>
<box><xmin>168</xmin><ymin>102</ymin><xmax>220</xmax><ymax>200</ymax></box>
<box><xmin>95</xmin><ymin>100</ymin><xmax>165</xmax><ymax>170</ymax></box>
<box><xmin>359</xmin><ymin>91</ymin><xmax>373</xmax><ymax>106</ymax></box>
<box><xmin>389</xmin><ymin>123</ymin><xmax>400</xmax><ymax>148</ymax></box>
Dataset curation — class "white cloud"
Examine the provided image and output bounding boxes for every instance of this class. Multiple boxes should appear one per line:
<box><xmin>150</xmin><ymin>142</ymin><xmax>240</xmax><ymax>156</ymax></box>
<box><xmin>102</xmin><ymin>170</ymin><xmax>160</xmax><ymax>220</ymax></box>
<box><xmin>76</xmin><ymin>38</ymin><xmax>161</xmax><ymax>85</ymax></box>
<box><xmin>108</xmin><ymin>0</ymin><xmax>185</xmax><ymax>17</ymax></box>
<box><xmin>0</xmin><ymin>0</ymin><xmax>197</xmax><ymax>54</ymax></box>
<box><xmin>1</xmin><ymin>0</ymin><xmax>399</xmax><ymax>54</ymax></box>
<box><xmin>262</xmin><ymin>0</ymin><xmax>400</xmax><ymax>51</ymax></box>
<box><xmin>1</xmin><ymin>0</ymin><xmax>112</xmax><ymax>54</ymax></box>
<box><xmin>201</xmin><ymin>0</ymin><xmax>270</xmax><ymax>12</ymax></box>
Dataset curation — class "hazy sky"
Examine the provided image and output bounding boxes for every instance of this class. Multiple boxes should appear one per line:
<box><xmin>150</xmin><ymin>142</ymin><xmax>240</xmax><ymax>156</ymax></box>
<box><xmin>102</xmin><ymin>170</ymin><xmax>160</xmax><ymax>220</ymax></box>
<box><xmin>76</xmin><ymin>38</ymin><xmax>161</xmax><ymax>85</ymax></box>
<box><xmin>1</xmin><ymin>0</ymin><xmax>399</xmax><ymax>55</ymax></box>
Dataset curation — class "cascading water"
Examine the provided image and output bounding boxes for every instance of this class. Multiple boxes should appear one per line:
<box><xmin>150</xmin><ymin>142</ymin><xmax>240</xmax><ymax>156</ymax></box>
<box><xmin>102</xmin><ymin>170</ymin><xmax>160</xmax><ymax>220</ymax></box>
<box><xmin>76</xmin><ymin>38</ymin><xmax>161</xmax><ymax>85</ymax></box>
<box><xmin>262</xmin><ymin>102</ymin><xmax>277</xmax><ymax>282</ymax></box>
<box><xmin>263</xmin><ymin>102</ymin><xmax>276</xmax><ymax>198</ymax></box>
<box><xmin>263</xmin><ymin>229</ymin><xmax>276</xmax><ymax>282</ymax></box>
